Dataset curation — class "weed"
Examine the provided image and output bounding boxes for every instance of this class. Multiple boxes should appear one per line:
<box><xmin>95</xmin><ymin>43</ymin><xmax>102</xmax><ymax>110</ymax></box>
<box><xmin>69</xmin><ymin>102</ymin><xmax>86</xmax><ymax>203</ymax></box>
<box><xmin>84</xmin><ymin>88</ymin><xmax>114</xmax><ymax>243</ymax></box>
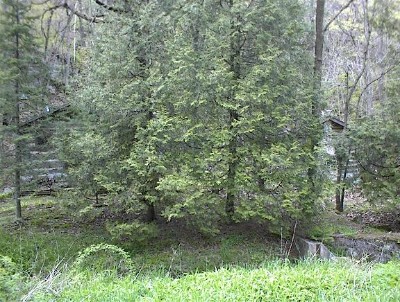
<box><xmin>73</xmin><ymin>243</ymin><xmax>134</xmax><ymax>276</ymax></box>
<box><xmin>0</xmin><ymin>254</ymin><xmax>26</xmax><ymax>301</ymax></box>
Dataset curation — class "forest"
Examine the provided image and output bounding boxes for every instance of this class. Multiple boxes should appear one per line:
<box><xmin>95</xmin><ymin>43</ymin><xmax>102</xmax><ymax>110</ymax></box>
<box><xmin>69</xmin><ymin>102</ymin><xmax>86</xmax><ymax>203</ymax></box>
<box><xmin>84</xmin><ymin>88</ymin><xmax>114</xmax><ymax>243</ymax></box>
<box><xmin>0</xmin><ymin>0</ymin><xmax>399</xmax><ymax>301</ymax></box>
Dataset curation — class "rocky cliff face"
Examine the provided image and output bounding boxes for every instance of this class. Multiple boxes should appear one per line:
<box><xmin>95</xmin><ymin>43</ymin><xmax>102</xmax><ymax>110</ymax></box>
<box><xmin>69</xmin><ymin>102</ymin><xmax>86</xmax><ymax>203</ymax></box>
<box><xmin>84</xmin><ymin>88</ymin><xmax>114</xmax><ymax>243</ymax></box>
<box><xmin>333</xmin><ymin>235</ymin><xmax>400</xmax><ymax>263</ymax></box>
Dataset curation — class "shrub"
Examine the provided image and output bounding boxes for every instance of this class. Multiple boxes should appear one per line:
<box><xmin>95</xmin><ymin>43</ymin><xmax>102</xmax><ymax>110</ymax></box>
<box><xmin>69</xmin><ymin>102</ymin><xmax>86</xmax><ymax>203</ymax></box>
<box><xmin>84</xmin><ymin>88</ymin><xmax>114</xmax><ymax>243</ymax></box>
<box><xmin>106</xmin><ymin>221</ymin><xmax>159</xmax><ymax>243</ymax></box>
<box><xmin>78</xmin><ymin>205</ymin><xmax>105</xmax><ymax>222</ymax></box>
<box><xmin>0</xmin><ymin>191</ymin><xmax>12</xmax><ymax>202</ymax></box>
<box><xmin>73</xmin><ymin>243</ymin><xmax>134</xmax><ymax>276</ymax></box>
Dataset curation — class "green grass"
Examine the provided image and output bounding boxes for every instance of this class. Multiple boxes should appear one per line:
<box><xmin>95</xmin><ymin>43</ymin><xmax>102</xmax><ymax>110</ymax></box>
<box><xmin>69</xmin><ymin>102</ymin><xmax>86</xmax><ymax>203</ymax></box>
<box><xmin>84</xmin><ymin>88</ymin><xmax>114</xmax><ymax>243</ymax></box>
<box><xmin>1</xmin><ymin>196</ymin><xmax>281</xmax><ymax>275</ymax></box>
<box><xmin>0</xmin><ymin>227</ymin><xmax>106</xmax><ymax>274</ymax></box>
<box><xmin>0</xmin><ymin>196</ymin><xmax>108</xmax><ymax>275</ymax></box>
<box><xmin>27</xmin><ymin>260</ymin><xmax>400</xmax><ymax>301</ymax></box>
<box><xmin>1</xmin><ymin>196</ymin><xmax>400</xmax><ymax>301</ymax></box>
<box><xmin>0</xmin><ymin>196</ymin><xmax>279</xmax><ymax>300</ymax></box>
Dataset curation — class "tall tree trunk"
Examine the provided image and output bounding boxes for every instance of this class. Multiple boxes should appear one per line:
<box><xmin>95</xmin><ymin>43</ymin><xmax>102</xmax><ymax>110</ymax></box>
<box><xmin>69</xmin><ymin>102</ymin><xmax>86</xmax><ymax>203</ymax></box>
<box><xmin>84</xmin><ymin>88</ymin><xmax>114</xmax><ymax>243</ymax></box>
<box><xmin>14</xmin><ymin>92</ymin><xmax>22</xmax><ymax>220</ymax></box>
<box><xmin>44</xmin><ymin>10</ymin><xmax>53</xmax><ymax>58</ymax></box>
<box><xmin>225</xmin><ymin>0</ymin><xmax>241</xmax><ymax>219</ymax></box>
<box><xmin>226</xmin><ymin>110</ymin><xmax>239</xmax><ymax>219</ymax></box>
<box><xmin>144</xmin><ymin>110</ymin><xmax>157</xmax><ymax>222</ymax></box>
<box><xmin>335</xmin><ymin>72</ymin><xmax>351</xmax><ymax>212</ymax></box>
<box><xmin>308</xmin><ymin>0</ymin><xmax>326</xmax><ymax>188</ymax></box>
<box><xmin>64</xmin><ymin>12</ymin><xmax>74</xmax><ymax>86</ymax></box>
<box><xmin>313</xmin><ymin>0</ymin><xmax>325</xmax><ymax>102</ymax></box>
<box><xmin>14</xmin><ymin>3</ymin><xmax>22</xmax><ymax>220</ymax></box>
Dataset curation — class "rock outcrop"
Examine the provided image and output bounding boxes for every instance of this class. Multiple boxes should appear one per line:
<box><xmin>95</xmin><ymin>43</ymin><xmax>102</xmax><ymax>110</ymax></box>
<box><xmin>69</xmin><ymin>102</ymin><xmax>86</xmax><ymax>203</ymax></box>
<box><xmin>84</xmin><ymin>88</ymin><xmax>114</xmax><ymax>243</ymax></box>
<box><xmin>332</xmin><ymin>234</ymin><xmax>400</xmax><ymax>263</ymax></box>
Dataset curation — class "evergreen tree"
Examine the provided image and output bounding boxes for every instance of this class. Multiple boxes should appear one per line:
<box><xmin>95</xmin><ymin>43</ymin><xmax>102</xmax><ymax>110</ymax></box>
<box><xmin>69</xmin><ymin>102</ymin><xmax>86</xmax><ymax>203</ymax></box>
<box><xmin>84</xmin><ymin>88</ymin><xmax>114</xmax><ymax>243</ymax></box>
<box><xmin>0</xmin><ymin>0</ymin><xmax>48</xmax><ymax>219</ymax></box>
<box><xmin>158</xmin><ymin>0</ymin><xmax>322</xmax><ymax>233</ymax></box>
<box><xmin>351</xmin><ymin>71</ymin><xmax>400</xmax><ymax>205</ymax></box>
<box><xmin>60</xmin><ymin>1</ymin><xmax>173</xmax><ymax>221</ymax></box>
<box><xmin>64</xmin><ymin>0</ymin><xmax>323</xmax><ymax>235</ymax></box>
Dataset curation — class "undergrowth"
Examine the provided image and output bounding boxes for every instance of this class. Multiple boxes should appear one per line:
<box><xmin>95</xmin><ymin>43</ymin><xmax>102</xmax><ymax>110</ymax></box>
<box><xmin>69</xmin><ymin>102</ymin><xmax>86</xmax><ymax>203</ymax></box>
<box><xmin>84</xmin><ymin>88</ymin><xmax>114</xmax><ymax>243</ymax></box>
<box><xmin>26</xmin><ymin>260</ymin><xmax>400</xmax><ymax>302</ymax></box>
<box><xmin>1</xmin><ymin>196</ymin><xmax>400</xmax><ymax>301</ymax></box>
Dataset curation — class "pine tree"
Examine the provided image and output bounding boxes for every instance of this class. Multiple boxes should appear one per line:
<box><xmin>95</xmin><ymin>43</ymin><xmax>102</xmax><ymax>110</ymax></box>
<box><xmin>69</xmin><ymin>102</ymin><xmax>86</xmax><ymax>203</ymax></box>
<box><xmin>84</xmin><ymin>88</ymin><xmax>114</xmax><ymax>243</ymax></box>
<box><xmin>61</xmin><ymin>1</ymin><xmax>173</xmax><ymax>221</ymax></box>
<box><xmin>158</xmin><ymin>0</ymin><xmax>321</xmax><ymax>233</ymax></box>
<box><xmin>0</xmin><ymin>0</ymin><xmax>47</xmax><ymax>219</ymax></box>
<box><xmin>65</xmin><ymin>0</ymin><xmax>323</xmax><ymax>235</ymax></box>
<box><xmin>351</xmin><ymin>69</ymin><xmax>400</xmax><ymax>206</ymax></box>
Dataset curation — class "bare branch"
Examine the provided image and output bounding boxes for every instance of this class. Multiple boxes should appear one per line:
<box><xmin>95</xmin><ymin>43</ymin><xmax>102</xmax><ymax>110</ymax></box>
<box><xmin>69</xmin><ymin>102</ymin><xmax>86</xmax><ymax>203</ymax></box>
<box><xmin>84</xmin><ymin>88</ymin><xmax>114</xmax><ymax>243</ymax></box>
<box><xmin>356</xmin><ymin>64</ymin><xmax>398</xmax><ymax>107</ymax></box>
<box><xmin>349</xmin><ymin>3</ymin><xmax>372</xmax><ymax>116</ymax></box>
<box><xmin>40</xmin><ymin>6</ymin><xmax>54</xmax><ymax>53</ymax></box>
<box><xmin>63</xmin><ymin>2</ymin><xmax>104</xmax><ymax>23</ymax></box>
<box><xmin>41</xmin><ymin>2</ymin><xmax>104</xmax><ymax>23</ymax></box>
<box><xmin>324</xmin><ymin>0</ymin><xmax>355</xmax><ymax>32</ymax></box>
<box><xmin>94</xmin><ymin>0</ymin><xmax>128</xmax><ymax>13</ymax></box>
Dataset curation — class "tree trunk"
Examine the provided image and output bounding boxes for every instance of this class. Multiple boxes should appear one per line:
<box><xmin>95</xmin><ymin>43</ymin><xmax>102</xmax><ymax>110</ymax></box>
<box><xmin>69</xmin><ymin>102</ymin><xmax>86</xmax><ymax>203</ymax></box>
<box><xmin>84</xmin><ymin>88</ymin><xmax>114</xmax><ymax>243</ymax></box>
<box><xmin>335</xmin><ymin>161</ymin><xmax>344</xmax><ymax>212</ymax></box>
<box><xmin>335</xmin><ymin>157</ymin><xmax>350</xmax><ymax>212</ymax></box>
<box><xmin>308</xmin><ymin>0</ymin><xmax>326</xmax><ymax>188</ymax></box>
<box><xmin>15</xmin><ymin>135</ymin><xmax>22</xmax><ymax>219</ymax></box>
<box><xmin>313</xmin><ymin>0</ymin><xmax>325</xmax><ymax>102</ymax></box>
<box><xmin>64</xmin><ymin>13</ymin><xmax>74</xmax><ymax>86</ymax></box>
<box><xmin>146</xmin><ymin>203</ymin><xmax>156</xmax><ymax>222</ymax></box>
<box><xmin>14</xmin><ymin>4</ymin><xmax>22</xmax><ymax>220</ymax></box>
<box><xmin>226</xmin><ymin>110</ymin><xmax>238</xmax><ymax>219</ymax></box>
<box><xmin>335</xmin><ymin>72</ymin><xmax>351</xmax><ymax>212</ymax></box>
<box><xmin>225</xmin><ymin>0</ymin><xmax>241</xmax><ymax>219</ymax></box>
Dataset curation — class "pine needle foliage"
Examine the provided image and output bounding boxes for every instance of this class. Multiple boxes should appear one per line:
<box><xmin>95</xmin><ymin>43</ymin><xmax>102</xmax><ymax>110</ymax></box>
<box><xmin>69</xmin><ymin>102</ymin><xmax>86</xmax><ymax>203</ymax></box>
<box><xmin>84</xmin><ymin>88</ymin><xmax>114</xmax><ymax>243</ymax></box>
<box><xmin>62</xmin><ymin>0</ymin><xmax>324</xmax><ymax>235</ymax></box>
<box><xmin>0</xmin><ymin>0</ymin><xmax>48</xmax><ymax>219</ymax></box>
<box><xmin>351</xmin><ymin>70</ymin><xmax>400</xmax><ymax>206</ymax></box>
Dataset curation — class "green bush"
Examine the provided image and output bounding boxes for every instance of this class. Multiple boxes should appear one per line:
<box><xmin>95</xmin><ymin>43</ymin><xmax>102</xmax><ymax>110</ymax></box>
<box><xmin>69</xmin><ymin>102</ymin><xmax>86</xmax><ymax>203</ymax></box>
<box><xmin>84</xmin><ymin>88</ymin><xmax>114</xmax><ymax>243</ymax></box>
<box><xmin>0</xmin><ymin>191</ymin><xmax>12</xmax><ymax>202</ymax></box>
<box><xmin>106</xmin><ymin>221</ymin><xmax>159</xmax><ymax>243</ymax></box>
<box><xmin>78</xmin><ymin>205</ymin><xmax>105</xmax><ymax>222</ymax></box>
<box><xmin>73</xmin><ymin>243</ymin><xmax>134</xmax><ymax>276</ymax></box>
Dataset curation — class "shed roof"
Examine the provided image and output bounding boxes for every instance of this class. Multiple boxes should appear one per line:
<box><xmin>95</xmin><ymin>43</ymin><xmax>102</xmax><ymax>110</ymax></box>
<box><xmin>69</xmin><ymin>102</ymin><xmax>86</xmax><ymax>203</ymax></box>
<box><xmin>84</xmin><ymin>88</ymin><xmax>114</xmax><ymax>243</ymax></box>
<box><xmin>323</xmin><ymin>117</ymin><xmax>345</xmax><ymax>131</ymax></box>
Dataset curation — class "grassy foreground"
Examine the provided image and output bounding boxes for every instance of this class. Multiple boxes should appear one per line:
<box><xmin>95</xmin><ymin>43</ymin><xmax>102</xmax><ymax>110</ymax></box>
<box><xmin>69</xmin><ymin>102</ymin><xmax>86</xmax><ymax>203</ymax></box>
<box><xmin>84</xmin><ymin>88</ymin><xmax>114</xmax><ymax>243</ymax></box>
<box><xmin>27</xmin><ymin>260</ymin><xmax>400</xmax><ymax>301</ymax></box>
<box><xmin>1</xmin><ymin>196</ymin><xmax>399</xmax><ymax>301</ymax></box>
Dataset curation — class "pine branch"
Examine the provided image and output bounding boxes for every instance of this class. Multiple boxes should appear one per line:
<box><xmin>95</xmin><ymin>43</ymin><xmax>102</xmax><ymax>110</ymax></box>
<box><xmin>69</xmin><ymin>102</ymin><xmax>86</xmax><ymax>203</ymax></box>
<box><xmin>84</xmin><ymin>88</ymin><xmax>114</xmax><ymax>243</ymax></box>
<box><xmin>356</xmin><ymin>159</ymin><xmax>396</xmax><ymax>178</ymax></box>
